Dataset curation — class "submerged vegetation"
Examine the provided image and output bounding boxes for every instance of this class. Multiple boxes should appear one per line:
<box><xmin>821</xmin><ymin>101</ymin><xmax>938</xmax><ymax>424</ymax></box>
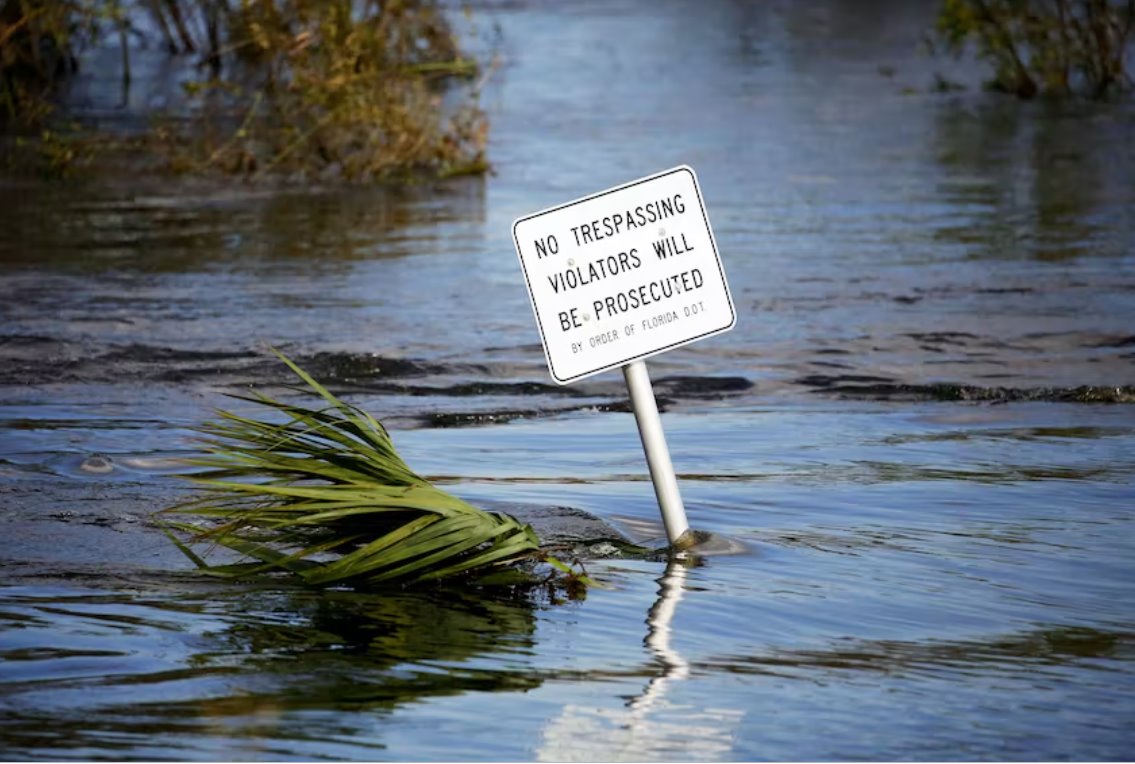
<box><xmin>934</xmin><ymin>0</ymin><xmax>1134</xmax><ymax>98</ymax></box>
<box><xmin>161</xmin><ymin>351</ymin><xmax>591</xmax><ymax>591</ymax></box>
<box><xmin>1</xmin><ymin>0</ymin><xmax>488</xmax><ymax>180</ymax></box>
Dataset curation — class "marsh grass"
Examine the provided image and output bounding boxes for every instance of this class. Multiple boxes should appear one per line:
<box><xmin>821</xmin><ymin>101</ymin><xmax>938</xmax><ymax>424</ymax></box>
<box><xmin>160</xmin><ymin>350</ymin><xmax>585</xmax><ymax>589</ymax></box>
<box><xmin>168</xmin><ymin>0</ymin><xmax>489</xmax><ymax>180</ymax></box>
<box><xmin>1</xmin><ymin>0</ymin><xmax>489</xmax><ymax>180</ymax></box>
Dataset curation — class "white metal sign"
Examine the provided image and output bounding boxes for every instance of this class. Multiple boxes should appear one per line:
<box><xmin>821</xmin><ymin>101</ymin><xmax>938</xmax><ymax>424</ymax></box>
<box><xmin>513</xmin><ymin>166</ymin><xmax>735</xmax><ymax>384</ymax></box>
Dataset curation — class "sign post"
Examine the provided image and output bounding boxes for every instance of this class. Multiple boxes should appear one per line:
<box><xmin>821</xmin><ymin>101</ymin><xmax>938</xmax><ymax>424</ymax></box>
<box><xmin>623</xmin><ymin>359</ymin><xmax>689</xmax><ymax>544</ymax></box>
<box><xmin>513</xmin><ymin>166</ymin><xmax>735</xmax><ymax>546</ymax></box>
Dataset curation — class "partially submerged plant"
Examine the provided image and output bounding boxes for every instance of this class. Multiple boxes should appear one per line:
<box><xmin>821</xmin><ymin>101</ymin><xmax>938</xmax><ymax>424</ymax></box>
<box><xmin>161</xmin><ymin>350</ymin><xmax>566</xmax><ymax>588</ymax></box>
<box><xmin>2</xmin><ymin>0</ymin><xmax>489</xmax><ymax>180</ymax></box>
<box><xmin>934</xmin><ymin>0</ymin><xmax>1134</xmax><ymax>99</ymax></box>
<box><xmin>169</xmin><ymin>0</ymin><xmax>489</xmax><ymax>180</ymax></box>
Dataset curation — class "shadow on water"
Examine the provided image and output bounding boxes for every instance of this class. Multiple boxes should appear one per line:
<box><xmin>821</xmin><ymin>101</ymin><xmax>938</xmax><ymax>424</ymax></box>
<box><xmin>931</xmin><ymin>97</ymin><xmax>1131</xmax><ymax>263</ymax></box>
<box><xmin>700</xmin><ymin>625</ymin><xmax>1135</xmax><ymax>681</ymax></box>
<box><xmin>0</xmin><ymin>178</ymin><xmax>486</xmax><ymax>272</ymax></box>
<box><xmin>0</xmin><ymin>580</ymin><xmax>541</xmax><ymax>759</ymax></box>
<box><xmin>0</xmin><ymin>560</ymin><xmax>726</xmax><ymax>760</ymax></box>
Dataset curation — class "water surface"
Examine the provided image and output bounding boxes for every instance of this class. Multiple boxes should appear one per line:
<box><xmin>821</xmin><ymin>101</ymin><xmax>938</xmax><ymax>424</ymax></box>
<box><xmin>2</xmin><ymin>0</ymin><xmax>1134</xmax><ymax>760</ymax></box>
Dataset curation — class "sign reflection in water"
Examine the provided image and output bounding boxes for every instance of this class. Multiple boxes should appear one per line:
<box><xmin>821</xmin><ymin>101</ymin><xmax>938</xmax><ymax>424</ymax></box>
<box><xmin>538</xmin><ymin>559</ymin><xmax>744</xmax><ymax>761</ymax></box>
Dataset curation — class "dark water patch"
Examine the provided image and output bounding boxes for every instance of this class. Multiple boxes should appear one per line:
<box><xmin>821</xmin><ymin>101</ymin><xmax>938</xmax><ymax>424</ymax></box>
<box><xmin>337</xmin><ymin>377</ymin><xmax>734</xmax><ymax>404</ymax></box>
<box><xmin>798</xmin><ymin>375</ymin><xmax>1135</xmax><ymax>403</ymax></box>
<box><xmin>300</xmin><ymin>351</ymin><xmax>459</xmax><ymax>382</ymax></box>
<box><xmin>2</xmin><ymin>417</ymin><xmax>156</xmax><ymax>432</ymax></box>
<box><xmin>98</xmin><ymin>345</ymin><xmax>258</xmax><ymax>364</ymax></box>
<box><xmin>882</xmin><ymin>425</ymin><xmax>1132</xmax><ymax>445</ymax></box>
<box><xmin>0</xmin><ymin>340</ymin><xmax>753</xmax><ymax>426</ymax></box>
<box><xmin>843</xmin><ymin>460</ymin><xmax>1130</xmax><ymax>484</ymax></box>
<box><xmin>652</xmin><ymin>375</ymin><xmax>753</xmax><ymax>398</ymax></box>
<box><xmin>0</xmin><ymin>583</ymin><xmax>546</xmax><ymax>760</ymax></box>
<box><xmin>0</xmin><ymin>342</ymin><xmax>500</xmax><ymax>389</ymax></box>
<box><xmin>342</xmin><ymin>379</ymin><xmax>588</xmax><ymax>400</ymax></box>
<box><xmin>424</xmin><ymin>380</ymin><xmax>583</xmax><ymax>397</ymax></box>
<box><xmin>1091</xmin><ymin>335</ymin><xmax>1135</xmax><ymax>348</ymax></box>
<box><xmin>420</xmin><ymin>400</ymin><xmax>637</xmax><ymax>428</ymax></box>
<box><xmin>408</xmin><ymin>378</ymin><xmax>752</xmax><ymax>427</ymax></box>
<box><xmin>175</xmin><ymin>349</ymin><xmax>483</xmax><ymax>388</ymax></box>
<box><xmin>698</xmin><ymin>626</ymin><xmax>1135</xmax><ymax>680</ymax></box>
<box><xmin>0</xmin><ymin>339</ymin><xmax>271</xmax><ymax>386</ymax></box>
<box><xmin>904</xmin><ymin>332</ymin><xmax>979</xmax><ymax>346</ymax></box>
<box><xmin>0</xmin><ymin>336</ymin><xmax>84</xmax><ymax>385</ymax></box>
<box><xmin>423</xmin><ymin>409</ymin><xmax>544</xmax><ymax>427</ymax></box>
<box><xmin>0</xmin><ymin>178</ymin><xmax>487</xmax><ymax>273</ymax></box>
<box><xmin>976</xmin><ymin>287</ymin><xmax>1035</xmax><ymax>295</ymax></box>
<box><xmin>0</xmin><ymin>335</ymin><xmax>59</xmax><ymax>348</ymax></box>
<box><xmin>0</xmin><ymin>338</ymin><xmax>569</xmax><ymax>394</ymax></box>
<box><xmin>0</xmin><ymin>459</ymin><xmax>53</xmax><ymax>479</ymax></box>
<box><xmin>0</xmin><ymin>343</ymin><xmax>514</xmax><ymax>390</ymax></box>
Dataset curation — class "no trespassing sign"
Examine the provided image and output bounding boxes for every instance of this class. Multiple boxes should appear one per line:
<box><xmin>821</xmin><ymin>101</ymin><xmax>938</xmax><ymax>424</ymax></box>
<box><xmin>513</xmin><ymin>166</ymin><xmax>736</xmax><ymax>384</ymax></box>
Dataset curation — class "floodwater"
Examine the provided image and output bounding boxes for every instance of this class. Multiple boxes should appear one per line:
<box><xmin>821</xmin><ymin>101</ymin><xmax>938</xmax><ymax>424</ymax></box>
<box><xmin>2</xmin><ymin>0</ymin><xmax>1135</xmax><ymax>760</ymax></box>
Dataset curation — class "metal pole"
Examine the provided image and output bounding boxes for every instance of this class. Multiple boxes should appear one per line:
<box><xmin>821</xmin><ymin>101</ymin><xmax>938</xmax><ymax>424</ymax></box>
<box><xmin>623</xmin><ymin>359</ymin><xmax>690</xmax><ymax>546</ymax></box>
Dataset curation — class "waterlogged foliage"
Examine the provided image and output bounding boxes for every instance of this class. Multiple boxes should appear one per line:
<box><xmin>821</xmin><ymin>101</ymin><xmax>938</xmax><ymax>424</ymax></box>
<box><xmin>170</xmin><ymin>0</ymin><xmax>487</xmax><ymax>180</ymax></box>
<box><xmin>1</xmin><ymin>0</ymin><xmax>488</xmax><ymax>180</ymax></box>
<box><xmin>935</xmin><ymin>0</ymin><xmax>1135</xmax><ymax>98</ymax></box>
<box><xmin>161</xmin><ymin>351</ymin><xmax>585</xmax><ymax>589</ymax></box>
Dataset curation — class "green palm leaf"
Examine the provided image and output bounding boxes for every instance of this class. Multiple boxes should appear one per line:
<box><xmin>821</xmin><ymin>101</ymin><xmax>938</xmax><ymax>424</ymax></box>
<box><xmin>160</xmin><ymin>349</ymin><xmax>544</xmax><ymax>586</ymax></box>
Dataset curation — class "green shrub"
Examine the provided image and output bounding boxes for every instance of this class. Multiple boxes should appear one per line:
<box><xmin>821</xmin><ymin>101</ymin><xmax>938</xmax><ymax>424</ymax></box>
<box><xmin>935</xmin><ymin>0</ymin><xmax>1134</xmax><ymax>98</ymax></box>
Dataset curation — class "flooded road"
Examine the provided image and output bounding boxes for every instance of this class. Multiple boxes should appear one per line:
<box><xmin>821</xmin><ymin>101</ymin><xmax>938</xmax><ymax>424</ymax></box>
<box><xmin>2</xmin><ymin>0</ymin><xmax>1134</xmax><ymax>759</ymax></box>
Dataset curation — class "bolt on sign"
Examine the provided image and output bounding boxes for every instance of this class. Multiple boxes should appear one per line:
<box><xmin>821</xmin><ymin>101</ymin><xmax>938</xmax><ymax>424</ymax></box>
<box><xmin>513</xmin><ymin>166</ymin><xmax>736</xmax><ymax>384</ymax></box>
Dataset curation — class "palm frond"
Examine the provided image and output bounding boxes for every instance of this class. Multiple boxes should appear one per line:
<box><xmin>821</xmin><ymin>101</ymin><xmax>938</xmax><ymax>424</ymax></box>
<box><xmin>160</xmin><ymin>349</ymin><xmax>543</xmax><ymax>586</ymax></box>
